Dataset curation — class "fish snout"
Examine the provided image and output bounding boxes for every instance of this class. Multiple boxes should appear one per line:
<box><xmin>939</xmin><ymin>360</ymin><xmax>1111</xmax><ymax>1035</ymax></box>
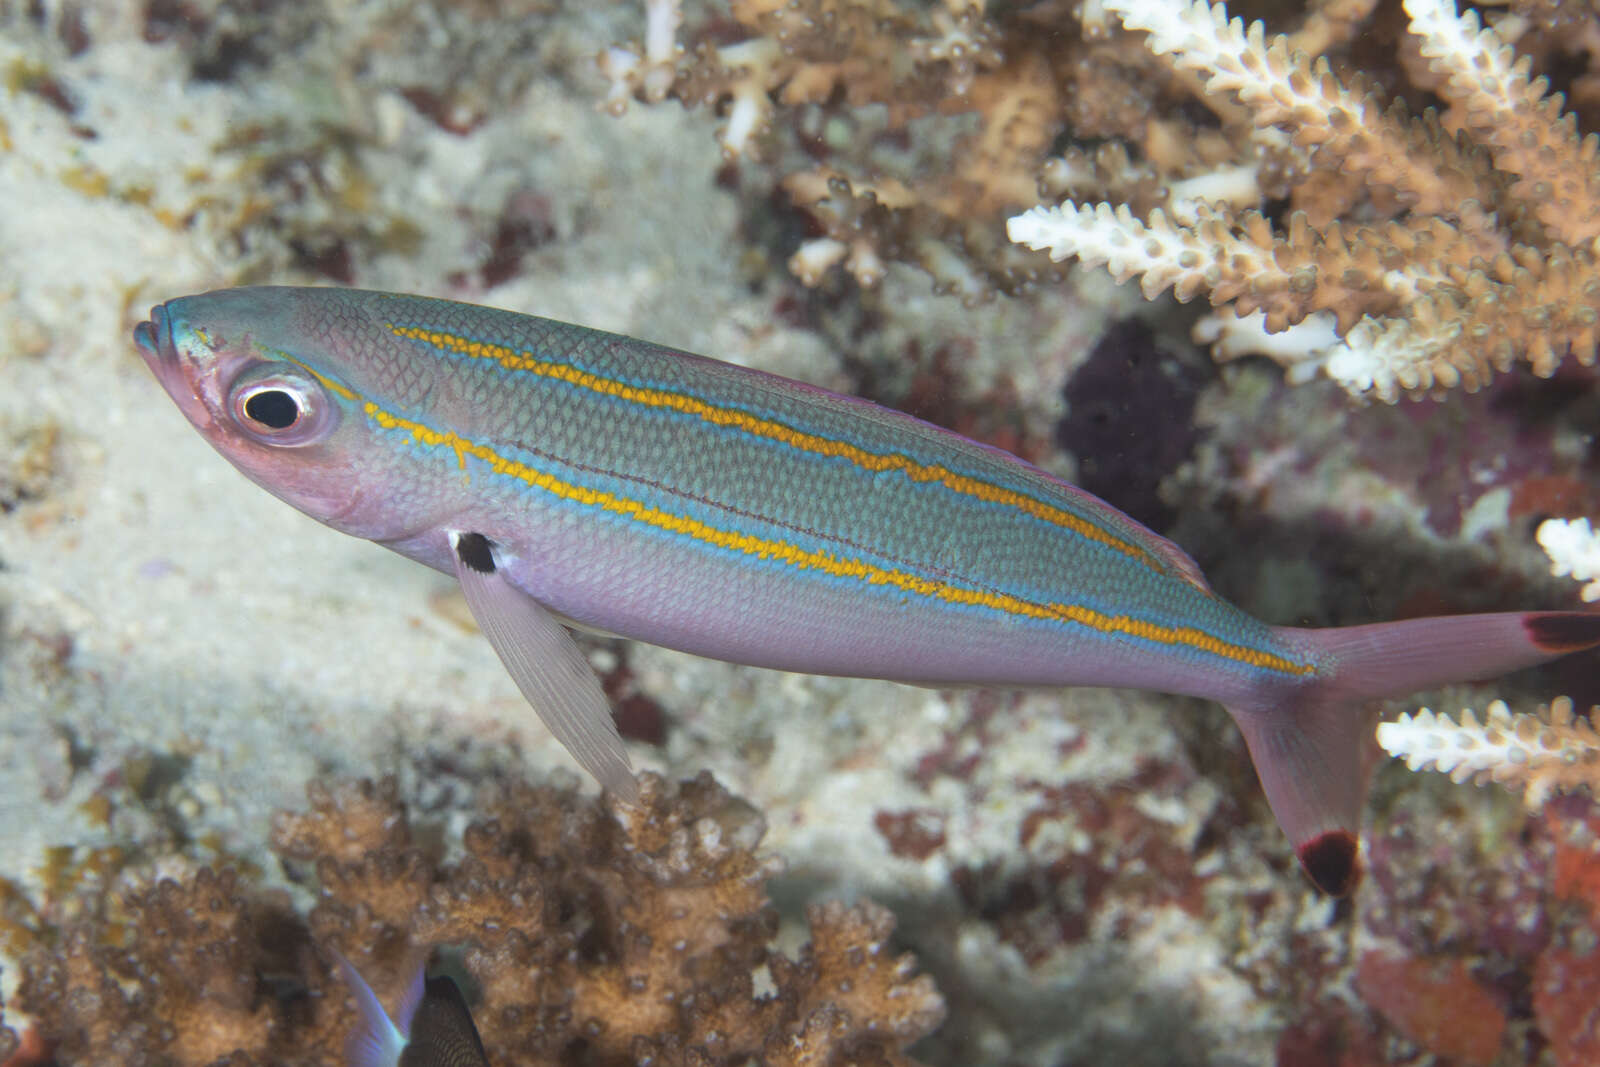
<box><xmin>135</xmin><ymin>301</ymin><xmax>216</xmax><ymax>429</ymax></box>
<box><xmin>134</xmin><ymin>303</ymin><xmax>173</xmax><ymax>369</ymax></box>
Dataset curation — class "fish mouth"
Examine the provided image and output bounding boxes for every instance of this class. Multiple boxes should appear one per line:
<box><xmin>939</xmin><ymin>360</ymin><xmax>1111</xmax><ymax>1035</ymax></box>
<box><xmin>135</xmin><ymin>302</ymin><xmax>214</xmax><ymax>429</ymax></box>
<box><xmin>134</xmin><ymin>302</ymin><xmax>175</xmax><ymax>380</ymax></box>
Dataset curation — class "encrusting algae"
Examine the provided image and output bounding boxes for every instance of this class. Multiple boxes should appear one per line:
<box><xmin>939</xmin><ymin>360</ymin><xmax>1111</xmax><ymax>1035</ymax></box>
<box><xmin>0</xmin><ymin>773</ymin><xmax>944</xmax><ymax>1067</ymax></box>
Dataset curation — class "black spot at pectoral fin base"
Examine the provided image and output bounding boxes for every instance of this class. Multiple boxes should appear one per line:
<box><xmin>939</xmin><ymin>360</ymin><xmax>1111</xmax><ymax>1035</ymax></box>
<box><xmin>454</xmin><ymin>531</ymin><xmax>496</xmax><ymax>574</ymax></box>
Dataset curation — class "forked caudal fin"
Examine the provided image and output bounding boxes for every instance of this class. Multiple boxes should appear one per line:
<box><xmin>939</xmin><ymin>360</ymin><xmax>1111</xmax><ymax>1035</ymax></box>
<box><xmin>1230</xmin><ymin>611</ymin><xmax>1600</xmax><ymax>897</ymax></box>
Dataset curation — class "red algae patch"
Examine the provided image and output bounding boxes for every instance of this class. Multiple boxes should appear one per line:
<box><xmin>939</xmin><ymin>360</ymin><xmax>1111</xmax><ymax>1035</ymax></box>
<box><xmin>1353</xmin><ymin>951</ymin><xmax>1505</xmax><ymax>1066</ymax></box>
<box><xmin>1272</xmin><ymin>1003</ymin><xmax>1384</xmax><ymax>1067</ymax></box>
<box><xmin>1535</xmin><ymin>944</ymin><xmax>1600</xmax><ymax>1067</ymax></box>
<box><xmin>873</xmin><ymin>807</ymin><xmax>947</xmax><ymax>861</ymax></box>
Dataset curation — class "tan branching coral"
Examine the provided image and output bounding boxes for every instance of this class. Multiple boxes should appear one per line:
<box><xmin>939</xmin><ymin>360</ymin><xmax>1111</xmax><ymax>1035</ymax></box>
<box><xmin>602</xmin><ymin>0</ymin><xmax>1155</xmax><ymax>299</ymax></box>
<box><xmin>1009</xmin><ymin>0</ymin><xmax>1600</xmax><ymax>400</ymax></box>
<box><xmin>604</xmin><ymin>0</ymin><xmax>1600</xmax><ymax>383</ymax></box>
<box><xmin>1377</xmin><ymin>697</ymin><xmax>1600</xmax><ymax>806</ymax></box>
<box><xmin>602</xmin><ymin>0</ymin><xmax>1005</xmax><ymax>158</ymax></box>
<box><xmin>3</xmin><ymin>773</ymin><xmax>944</xmax><ymax>1066</ymax></box>
<box><xmin>8</xmin><ymin>867</ymin><xmax>299</xmax><ymax>1067</ymax></box>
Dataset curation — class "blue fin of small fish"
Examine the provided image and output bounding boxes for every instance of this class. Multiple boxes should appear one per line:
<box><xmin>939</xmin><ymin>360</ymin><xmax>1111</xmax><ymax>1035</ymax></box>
<box><xmin>335</xmin><ymin>950</ymin><xmax>491</xmax><ymax>1067</ymax></box>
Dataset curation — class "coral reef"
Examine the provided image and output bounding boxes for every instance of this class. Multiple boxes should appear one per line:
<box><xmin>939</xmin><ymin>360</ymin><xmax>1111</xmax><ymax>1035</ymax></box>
<box><xmin>1011</xmin><ymin>0</ymin><xmax>1600</xmax><ymax>400</ymax></box>
<box><xmin>608</xmin><ymin>0</ymin><xmax>1600</xmax><ymax>397</ymax></box>
<box><xmin>601</xmin><ymin>0</ymin><xmax>1134</xmax><ymax>299</ymax></box>
<box><xmin>1326</xmin><ymin>792</ymin><xmax>1600</xmax><ymax>1067</ymax></box>
<box><xmin>1214</xmin><ymin>782</ymin><xmax>1600</xmax><ymax>1067</ymax></box>
<box><xmin>0</xmin><ymin>773</ymin><xmax>944</xmax><ymax>1066</ymax></box>
<box><xmin>4</xmin><ymin>3</ymin><xmax>1598</xmax><ymax>1065</ymax></box>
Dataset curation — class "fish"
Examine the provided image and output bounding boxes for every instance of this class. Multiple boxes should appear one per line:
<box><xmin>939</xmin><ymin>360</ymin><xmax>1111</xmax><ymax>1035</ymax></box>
<box><xmin>135</xmin><ymin>286</ymin><xmax>1600</xmax><ymax>896</ymax></box>
<box><xmin>335</xmin><ymin>951</ymin><xmax>491</xmax><ymax>1067</ymax></box>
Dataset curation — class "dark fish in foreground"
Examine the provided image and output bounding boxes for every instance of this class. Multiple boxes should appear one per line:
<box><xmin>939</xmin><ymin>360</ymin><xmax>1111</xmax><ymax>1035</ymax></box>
<box><xmin>337</xmin><ymin>952</ymin><xmax>490</xmax><ymax>1067</ymax></box>
<box><xmin>136</xmin><ymin>286</ymin><xmax>1600</xmax><ymax>896</ymax></box>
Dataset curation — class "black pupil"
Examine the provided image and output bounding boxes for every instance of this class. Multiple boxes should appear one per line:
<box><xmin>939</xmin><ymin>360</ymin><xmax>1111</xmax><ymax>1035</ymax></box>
<box><xmin>244</xmin><ymin>389</ymin><xmax>300</xmax><ymax>429</ymax></box>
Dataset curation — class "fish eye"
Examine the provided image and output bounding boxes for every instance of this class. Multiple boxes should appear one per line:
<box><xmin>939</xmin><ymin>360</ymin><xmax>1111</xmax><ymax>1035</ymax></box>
<box><xmin>242</xmin><ymin>387</ymin><xmax>301</xmax><ymax>429</ymax></box>
<box><xmin>227</xmin><ymin>365</ymin><xmax>338</xmax><ymax>446</ymax></box>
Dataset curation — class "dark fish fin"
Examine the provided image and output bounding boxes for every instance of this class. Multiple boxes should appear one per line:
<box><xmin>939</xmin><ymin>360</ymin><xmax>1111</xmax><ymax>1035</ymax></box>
<box><xmin>399</xmin><ymin>975</ymin><xmax>492</xmax><ymax>1067</ymax></box>
<box><xmin>1523</xmin><ymin>611</ymin><xmax>1600</xmax><ymax>655</ymax></box>
<box><xmin>449</xmin><ymin>531</ymin><xmax>639</xmax><ymax>803</ymax></box>
<box><xmin>1240</xmin><ymin>610</ymin><xmax>1600</xmax><ymax>895</ymax></box>
<box><xmin>334</xmin><ymin>950</ymin><xmax>414</xmax><ymax>1067</ymax></box>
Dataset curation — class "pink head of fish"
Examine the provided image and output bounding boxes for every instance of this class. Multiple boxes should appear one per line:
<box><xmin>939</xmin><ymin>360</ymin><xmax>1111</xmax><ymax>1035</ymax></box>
<box><xmin>134</xmin><ymin>287</ymin><xmax>440</xmax><ymax>545</ymax></box>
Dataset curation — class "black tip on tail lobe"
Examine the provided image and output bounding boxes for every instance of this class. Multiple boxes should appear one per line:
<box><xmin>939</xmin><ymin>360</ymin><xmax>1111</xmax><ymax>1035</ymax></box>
<box><xmin>1245</xmin><ymin>609</ymin><xmax>1599</xmax><ymax>898</ymax></box>
<box><xmin>1298</xmin><ymin>830</ymin><xmax>1360</xmax><ymax>896</ymax></box>
<box><xmin>1524</xmin><ymin>611</ymin><xmax>1600</xmax><ymax>655</ymax></box>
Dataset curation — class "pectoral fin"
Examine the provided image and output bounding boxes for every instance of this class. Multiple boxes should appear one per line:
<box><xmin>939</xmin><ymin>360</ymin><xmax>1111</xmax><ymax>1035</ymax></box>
<box><xmin>450</xmin><ymin>531</ymin><xmax>639</xmax><ymax>803</ymax></box>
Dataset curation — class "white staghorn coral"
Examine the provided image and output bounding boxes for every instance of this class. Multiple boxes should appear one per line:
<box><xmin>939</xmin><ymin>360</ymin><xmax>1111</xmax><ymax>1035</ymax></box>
<box><xmin>1008</xmin><ymin>0</ymin><xmax>1600</xmax><ymax>401</ymax></box>
<box><xmin>1005</xmin><ymin>201</ymin><xmax>1275</xmax><ymax>303</ymax></box>
<box><xmin>597</xmin><ymin>0</ymin><xmax>685</xmax><ymax>115</ymax></box>
<box><xmin>1102</xmin><ymin>0</ymin><xmax>1480</xmax><ymax>213</ymax></box>
<box><xmin>1538</xmin><ymin>518</ymin><xmax>1600</xmax><ymax>603</ymax></box>
<box><xmin>1377</xmin><ymin>698</ymin><xmax>1600</xmax><ymax>808</ymax></box>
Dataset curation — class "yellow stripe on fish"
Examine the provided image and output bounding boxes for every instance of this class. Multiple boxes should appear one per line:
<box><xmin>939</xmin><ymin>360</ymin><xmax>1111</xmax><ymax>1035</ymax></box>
<box><xmin>387</xmin><ymin>324</ymin><xmax>1172</xmax><ymax>575</ymax></box>
<box><xmin>360</xmin><ymin>388</ymin><xmax>1313</xmax><ymax>678</ymax></box>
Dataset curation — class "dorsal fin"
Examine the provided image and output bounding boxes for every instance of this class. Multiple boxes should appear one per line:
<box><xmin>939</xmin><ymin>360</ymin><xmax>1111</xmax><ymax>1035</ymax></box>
<box><xmin>1145</xmin><ymin>528</ymin><xmax>1212</xmax><ymax>593</ymax></box>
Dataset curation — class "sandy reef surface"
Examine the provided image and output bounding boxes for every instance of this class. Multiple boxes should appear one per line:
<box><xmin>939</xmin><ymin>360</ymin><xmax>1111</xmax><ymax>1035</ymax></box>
<box><xmin>1</xmin><ymin>3</ymin><xmax>1596</xmax><ymax>1066</ymax></box>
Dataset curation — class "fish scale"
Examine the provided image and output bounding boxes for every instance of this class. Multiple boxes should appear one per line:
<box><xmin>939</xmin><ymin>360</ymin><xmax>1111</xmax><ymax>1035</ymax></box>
<box><xmin>378</xmin><ymin>300</ymin><xmax>1244</xmax><ymax>662</ymax></box>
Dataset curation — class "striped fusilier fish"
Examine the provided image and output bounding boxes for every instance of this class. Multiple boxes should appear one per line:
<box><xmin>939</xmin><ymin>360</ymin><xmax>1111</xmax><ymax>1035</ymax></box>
<box><xmin>135</xmin><ymin>286</ymin><xmax>1600</xmax><ymax>896</ymax></box>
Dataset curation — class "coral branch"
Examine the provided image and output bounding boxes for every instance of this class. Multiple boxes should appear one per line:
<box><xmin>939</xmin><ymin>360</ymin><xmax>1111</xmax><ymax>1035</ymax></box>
<box><xmin>1009</xmin><ymin>0</ymin><xmax>1600</xmax><ymax>400</ymax></box>
<box><xmin>598</xmin><ymin>0</ymin><xmax>684</xmax><ymax>115</ymax></box>
<box><xmin>1377</xmin><ymin>697</ymin><xmax>1600</xmax><ymax>807</ymax></box>
<box><xmin>604</xmin><ymin>0</ymin><xmax>1600</xmax><ymax>395</ymax></box>
<box><xmin>1539</xmin><ymin>517</ymin><xmax>1600</xmax><ymax>602</ymax></box>
<box><xmin>1402</xmin><ymin>0</ymin><xmax>1600</xmax><ymax>246</ymax></box>
<box><xmin>9</xmin><ymin>773</ymin><xmax>944</xmax><ymax>1066</ymax></box>
<box><xmin>1106</xmin><ymin>0</ymin><xmax>1493</xmax><ymax>216</ymax></box>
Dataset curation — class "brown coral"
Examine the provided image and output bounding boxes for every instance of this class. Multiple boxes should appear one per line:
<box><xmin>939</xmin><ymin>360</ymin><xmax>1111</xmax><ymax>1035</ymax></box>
<box><xmin>608</xmin><ymin>0</ymin><xmax>1600</xmax><ymax>396</ymax></box>
<box><xmin>2</xmin><ymin>772</ymin><xmax>944</xmax><ymax>1067</ymax></box>
<box><xmin>1008</xmin><ymin>0</ymin><xmax>1600</xmax><ymax>400</ymax></box>
<box><xmin>598</xmin><ymin>0</ymin><xmax>1451</xmax><ymax>304</ymax></box>
<box><xmin>10</xmin><ymin>866</ymin><xmax>295</xmax><ymax>1067</ymax></box>
<box><xmin>602</xmin><ymin>0</ymin><xmax>1139</xmax><ymax>299</ymax></box>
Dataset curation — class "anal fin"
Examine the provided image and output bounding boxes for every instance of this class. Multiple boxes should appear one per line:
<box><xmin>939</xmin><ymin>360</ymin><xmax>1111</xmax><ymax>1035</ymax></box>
<box><xmin>450</xmin><ymin>531</ymin><xmax>639</xmax><ymax>803</ymax></box>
